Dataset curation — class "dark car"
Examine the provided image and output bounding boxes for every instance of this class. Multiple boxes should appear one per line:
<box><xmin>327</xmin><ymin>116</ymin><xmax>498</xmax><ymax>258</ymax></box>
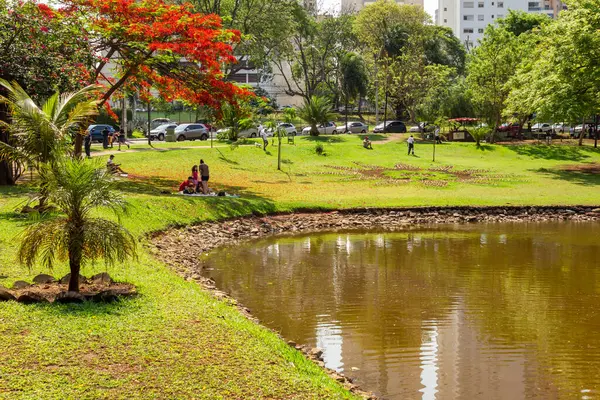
<box><xmin>86</xmin><ymin>124</ymin><xmax>115</xmax><ymax>143</ymax></box>
<box><xmin>373</xmin><ymin>120</ymin><xmax>407</xmax><ymax>133</ymax></box>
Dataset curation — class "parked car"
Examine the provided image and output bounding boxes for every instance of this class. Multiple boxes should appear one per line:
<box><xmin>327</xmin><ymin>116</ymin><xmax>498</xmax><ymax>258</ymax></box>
<box><xmin>497</xmin><ymin>122</ymin><xmax>521</xmax><ymax>134</ymax></box>
<box><xmin>268</xmin><ymin>123</ymin><xmax>297</xmax><ymax>136</ymax></box>
<box><xmin>149</xmin><ymin>123</ymin><xmax>178</xmax><ymax>141</ymax></box>
<box><xmin>150</xmin><ymin>118</ymin><xmax>175</xmax><ymax>130</ymax></box>
<box><xmin>531</xmin><ymin>123</ymin><xmax>553</xmax><ymax>133</ymax></box>
<box><xmin>86</xmin><ymin>124</ymin><xmax>115</xmax><ymax>143</ymax></box>
<box><xmin>195</xmin><ymin>120</ymin><xmax>214</xmax><ymax>132</ymax></box>
<box><xmin>174</xmin><ymin>123</ymin><xmax>209</xmax><ymax>141</ymax></box>
<box><xmin>409</xmin><ymin>122</ymin><xmax>436</xmax><ymax>133</ymax></box>
<box><xmin>341</xmin><ymin>121</ymin><xmax>368</xmax><ymax>134</ymax></box>
<box><xmin>552</xmin><ymin>123</ymin><xmax>568</xmax><ymax>133</ymax></box>
<box><xmin>302</xmin><ymin>121</ymin><xmax>338</xmax><ymax>135</ymax></box>
<box><xmin>373</xmin><ymin>120</ymin><xmax>407</xmax><ymax>133</ymax></box>
<box><xmin>216</xmin><ymin>126</ymin><xmax>261</xmax><ymax>138</ymax></box>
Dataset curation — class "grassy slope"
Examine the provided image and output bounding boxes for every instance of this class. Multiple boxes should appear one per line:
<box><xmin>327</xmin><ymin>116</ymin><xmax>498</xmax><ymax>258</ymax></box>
<box><xmin>1</xmin><ymin>135</ymin><xmax>600</xmax><ymax>399</ymax></box>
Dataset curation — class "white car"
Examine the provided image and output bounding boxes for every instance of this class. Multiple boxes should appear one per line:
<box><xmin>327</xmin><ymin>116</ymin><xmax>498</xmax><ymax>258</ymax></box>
<box><xmin>150</xmin><ymin>118</ymin><xmax>175</xmax><ymax>130</ymax></box>
<box><xmin>531</xmin><ymin>123</ymin><xmax>553</xmax><ymax>133</ymax></box>
<box><xmin>268</xmin><ymin>123</ymin><xmax>297</xmax><ymax>136</ymax></box>
<box><xmin>302</xmin><ymin>121</ymin><xmax>337</xmax><ymax>135</ymax></box>
<box><xmin>341</xmin><ymin>121</ymin><xmax>368</xmax><ymax>133</ymax></box>
<box><xmin>216</xmin><ymin>126</ymin><xmax>260</xmax><ymax>138</ymax></box>
<box><xmin>149</xmin><ymin>123</ymin><xmax>177</xmax><ymax>141</ymax></box>
<box><xmin>552</xmin><ymin>123</ymin><xmax>568</xmax><ymax>133</ymax></box>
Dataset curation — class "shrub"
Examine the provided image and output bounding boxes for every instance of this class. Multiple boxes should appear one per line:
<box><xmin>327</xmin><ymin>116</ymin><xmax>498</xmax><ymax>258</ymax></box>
<box><xmin>315</xmin><ymin>143</ymin><xmax>324</xmax><ymax>155</ymax></box>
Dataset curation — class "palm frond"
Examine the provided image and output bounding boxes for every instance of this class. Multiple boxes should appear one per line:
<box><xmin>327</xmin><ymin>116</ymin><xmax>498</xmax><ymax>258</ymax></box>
<box><xmin>82</xmin><ymin>218</ymin><xmax>137</xmax><ymax>267</ymax></box>
<box><xmin>18</xmin><ymin>218</ymin><xmax>70</xmax><ymax>271</ymax></box>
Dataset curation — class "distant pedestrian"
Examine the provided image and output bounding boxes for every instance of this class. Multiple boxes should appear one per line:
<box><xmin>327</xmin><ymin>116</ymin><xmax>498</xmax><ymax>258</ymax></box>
<box><xmin>84</xmin><ymin>131</ymin><xmax>92</xmax><ymax>158</ymax></box>
<box><xmin>199</xmin><ymin>159</ymin><xmax>209</xmax><ymax>194</ymax></box>
<box><xmin>102</xmin><ymin>127</ymin><xmax>109</xmax><ymax>149</ymax></box>
<box><xmin>434</xmin><ymin>127</ymin><xmax>442</xmax><ymax>144</ymax></box>
<box><xmin>115</xmin><ymin>129</ymin><xmax>131</xmax><ymax>151</ymax></box>
<box><xmin>260</xmin><ymin>128</ymin><xmax>269</xmax><ymax>151</ymax></box>
<box><xmin>407</xmin><ymin>135</ymin><xmax>415</xmax><ymax>156</ymax></box>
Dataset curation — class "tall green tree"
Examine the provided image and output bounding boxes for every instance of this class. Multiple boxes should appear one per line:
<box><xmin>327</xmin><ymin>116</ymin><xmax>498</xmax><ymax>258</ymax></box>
<box><xmin>340</xmin><ymin>52</ymin><xmax>368</xmax><ymax>125</ymax></box>
<box><xmin>18</xmin><ymin>158</ymin><xmax>137</xmax><ymax>292</ymax></box>
<box><xmin>467</xmin><ymin>11</ymin><xmax>549</xmax><ymax>138</ymax></box>
<box><xmin>505</xmin><ymin>2</ymin><xmax>600</xmax><ymax>145</ymax></box>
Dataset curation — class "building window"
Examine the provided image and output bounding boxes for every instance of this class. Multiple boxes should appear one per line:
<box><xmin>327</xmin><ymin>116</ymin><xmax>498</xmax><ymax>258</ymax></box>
<box><xmin>478</xmin><ymin>28</ymin><xmax>484</xmax><ymax>33</ymax></box>
<box><xmin>464</xmin><ymin>1</ymin><xmax>474</xmax><ymax>7</ymax></box>
<box><xmin>478</xmin><ymin>1</ymin><xmax>484</xmax><ymax>6</ymax></box>
<box><xmin>444</xmin><ymin>18</ymin><xmax>447</xmax><ymax>22</ymax></box>
<box><xmin>491</xmin><ymin>14</ymin><xmax>494</xmax><ymax>18</ymax></box>
<box><xmin>497</xmin><ymin>14</ymin><xmax>504</xmax><ymax>18</ymax></box>
<box><xmin>498</xmin><ymin>1</ymin><xmax>504</xmax><ymax>6</ymax></box>
<box><xmin>464</xmin><ymin>14</ymin><xmax>474</xmax><ymax>20</ymax></box>
<box><xmin>463</xmin><ymin>28</ymin><xmax>474</xmax><ymax>33</ymax></box>
<box><xmin>478</xmin><ymin>14</ymin><xmax>484</xmax><ymax>20</ymax></box>
<box><xmin>444</xmin><ymin>7</ymin><xmax>447</xmax><ymax>10</ymax></box>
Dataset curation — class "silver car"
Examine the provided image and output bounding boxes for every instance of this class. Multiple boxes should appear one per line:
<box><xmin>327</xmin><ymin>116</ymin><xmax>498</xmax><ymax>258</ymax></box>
<box><xmin>302</xmin><ymin>121</ymin><xmax>337</xmax><ymax>135</ymax></box>
<box><xmin>341</xmin><ymin>121</ymin><xmax>368</xmax><ymax>133</ymax></box>
<box><xmin>174</xmin><ymin>123</ymin><xmax>209</xmax><ymax>141</ymax></box>
<box><xmin>150</xmin><ymin>123</ymin><xmax>177</xmax><ymax>141</ymax></box>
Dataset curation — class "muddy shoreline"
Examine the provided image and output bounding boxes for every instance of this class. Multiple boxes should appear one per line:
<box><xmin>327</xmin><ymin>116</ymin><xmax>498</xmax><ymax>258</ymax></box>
<box><xmin>149</xmin><ymin>206</ymin><xmax>600</xmax><ymax>399</ymax></box>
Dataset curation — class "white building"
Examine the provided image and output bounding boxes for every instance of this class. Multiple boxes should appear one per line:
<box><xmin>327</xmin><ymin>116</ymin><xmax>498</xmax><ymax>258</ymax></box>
<box><xmin>341</xmin><ymin>0</ymin><xmax>424</xmax><ymax>13</ymax></box>
<box><xmin>436</xmin><ymin>0</ymin><xmax>565</xmax><ymax>48</ymax></box>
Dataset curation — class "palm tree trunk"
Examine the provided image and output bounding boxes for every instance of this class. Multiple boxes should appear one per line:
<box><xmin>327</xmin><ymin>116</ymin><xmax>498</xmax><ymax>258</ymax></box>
<box><xmin>311</xmin><ymin>123</ymin><xmax>319</xmax><ymax>136</ymax></box>
<box><xmin>0</xmin><ymin>105</ymin><xmax>15</xmax><ymax>185</ymax></box>
<box><xmin>68</xmin><ymin>227</ymin><xmax>83</xmax><ymax>292</ymax></box>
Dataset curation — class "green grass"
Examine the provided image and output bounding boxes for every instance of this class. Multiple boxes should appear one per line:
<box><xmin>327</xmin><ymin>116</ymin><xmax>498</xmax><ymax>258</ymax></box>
<box><xmin>1</xmin><ymin>135</ymin><xmax>600</xmax><ymax>398</ymax></box>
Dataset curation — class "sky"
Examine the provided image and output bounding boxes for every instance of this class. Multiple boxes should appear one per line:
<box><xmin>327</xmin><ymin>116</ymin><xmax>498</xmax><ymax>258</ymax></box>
<box><xmin>321</xmin><ymin>0</ymin><xmax>438</xmax><ymax>21</ymax></box>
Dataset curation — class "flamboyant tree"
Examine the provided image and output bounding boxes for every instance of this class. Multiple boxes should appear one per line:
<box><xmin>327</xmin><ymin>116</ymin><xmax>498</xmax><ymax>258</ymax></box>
<box><xmin>67</xmin><ymin>0</ymin><xmax>250</xmax><ymax>108</ymax></box>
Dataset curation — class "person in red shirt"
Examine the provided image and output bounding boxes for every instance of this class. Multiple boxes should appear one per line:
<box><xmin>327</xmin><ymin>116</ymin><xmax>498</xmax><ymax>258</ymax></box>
<box><xmin>178</xmin><ymin>176</ymin><xmax>196</xmax><ymax>193</ymax></box>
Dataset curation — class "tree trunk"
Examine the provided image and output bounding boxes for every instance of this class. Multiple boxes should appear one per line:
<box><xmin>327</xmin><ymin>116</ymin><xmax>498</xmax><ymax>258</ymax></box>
<box><xmin>0</xmin><ymin>105</ymin><xmax>15</xmax><ymax>185</ymax></box>
<box><xmin>68</xmin><ymin>230</ymin><xmax>83</xmax><ymax>292</ymax></box>
<box><xmin>344</xmin><ymin>96</ymin><xmax>348</xmax><ymax>131</ymax></box>
<box><xmin>310</xmin><ymin>123</ymin><xmax>319</xmax><ymax>136</ymax></box>
<box><xmin>73</xmin><ymin>132</ymin><xmax>83</xmax><ymax>159</ymax></box>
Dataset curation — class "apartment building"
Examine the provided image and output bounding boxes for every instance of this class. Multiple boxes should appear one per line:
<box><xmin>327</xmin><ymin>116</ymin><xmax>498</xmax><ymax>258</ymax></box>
<box><xmin>437</xmin><ymin>0</ymin><xmax>565</xmax><ymax>47</ymax></box>
<box><xmin>341</xmin><ymin>0</ymin><xmax>424</xmax><ymax>13</ymax></box>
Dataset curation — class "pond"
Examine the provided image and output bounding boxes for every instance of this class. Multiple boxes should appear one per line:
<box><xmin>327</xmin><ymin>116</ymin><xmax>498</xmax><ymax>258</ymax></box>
<box><xmin>203</xmin><ymin>222</ymin><xmax>600</xmax><ymax>399</ymax></box>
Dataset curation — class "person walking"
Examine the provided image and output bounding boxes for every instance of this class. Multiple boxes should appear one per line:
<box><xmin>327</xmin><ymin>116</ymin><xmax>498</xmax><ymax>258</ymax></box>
<box><xmin>260</xmin><ymin>127</ymin><xmax>269</xmax><ymax>151</ymax></box>
<box><xmin>407</xmin><ymin>135</ymin><xmax>415</xmax><ymax>156</ymax></box>
<box><xmin>84</xmin><ymin>130</ymin><xmax>92</xmax><ymax>158</ymax></box>
<box><xmin>199</xmin><ymin>159</ymin><xmax>209</xmax><ymax>194</ymax></box>
<box><xmin>102</xmin><ymin>127</ymin><xmax>109</xmax><ymax>149</ymax></box>
<box><xmin>116</xmin><ymin>129</ymin><xmax>131</xmax><ymax>151</ymax></box>
<box><xmin>434</xmin><ymin>127</ymin><xmax>442</xmax><ymax>144</ymax></box>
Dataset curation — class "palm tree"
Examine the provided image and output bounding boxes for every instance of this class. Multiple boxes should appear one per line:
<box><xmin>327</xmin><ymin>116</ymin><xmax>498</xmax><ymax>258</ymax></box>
<box><xmin>340</xmin><ymin>52</ymin><xmax>368</xmax><ymax>126</ymax></box>
<box><xmin>297</xmin><ymin>96</ymin><xmax>335</xmax><ymax>136</ymax></box>
<box><xmin>18</xmin><ymin>158</ymin><xmax>137</xmax><ymax>292</ymax></box>
<box><xmin>0</xmin><ymin>79</ymin><xmax>100</xmax><ymax>206</ymax></box>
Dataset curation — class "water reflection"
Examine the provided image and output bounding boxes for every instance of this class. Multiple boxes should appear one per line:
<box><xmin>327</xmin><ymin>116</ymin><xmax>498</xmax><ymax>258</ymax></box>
<box><xmin>203</xmin><ymin>222</ymin><xmax>600</xmax><ymax>399</ymax></box>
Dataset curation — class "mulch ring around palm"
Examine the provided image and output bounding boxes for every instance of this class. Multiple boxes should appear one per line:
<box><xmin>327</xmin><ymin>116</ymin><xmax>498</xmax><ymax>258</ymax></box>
<box><xmin>0</xmin><ymin>273</ymin><xmax>136</xmax><ymax>304</ymax></box>
<box><xmin>317</xmin><ymin>162</ymin><xmax>516</xmax><ymax>187</ymax></box>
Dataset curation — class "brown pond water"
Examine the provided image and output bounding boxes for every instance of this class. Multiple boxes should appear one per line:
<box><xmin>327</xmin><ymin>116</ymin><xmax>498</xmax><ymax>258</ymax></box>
<box><xmin>202</xmin><ymin>222</ymin><xmax>600</xmax><ymax>399</ymax></box>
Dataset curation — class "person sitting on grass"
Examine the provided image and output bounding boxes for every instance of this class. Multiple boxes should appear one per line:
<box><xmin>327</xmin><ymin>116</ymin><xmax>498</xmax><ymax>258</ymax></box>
<box><xmin>106</xmin><ymin>155</ymin><xmax>127</xmax><ymax>175</ymax></box>
<box><xmin>363</xmin><ymin>136</ymin><xmax>373</xmax><ymax>149</ymax></box>
<box><xmin>179</xmin><ymin>176</ymin><xmax>196</xmax><ymax>193</ymax></box>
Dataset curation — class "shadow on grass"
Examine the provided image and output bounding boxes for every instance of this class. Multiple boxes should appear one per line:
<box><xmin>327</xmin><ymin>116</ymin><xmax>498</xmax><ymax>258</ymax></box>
<box><xmin>116</xmin><ymin>176</ymin><xmax>181</xmax><ymax>196</ymax></box>
<box><xmin>216</xmin><ymin>149</ymin><xmax>239</xmax><ymax>165</ymax></box>
<box><xmin>0</xmin><ymin>184</ymin><xmax>36</xmax><ymax>198</ymax></box>
<box><xmin>506</xmin><ymin>144</ymin><xmax>596</xmax><ymax>161</ymax></box>
<box><xmin>476</xmin><ymin>144</ymin><xmax>496</xmax><ymax>152</ymax></box>
<box><xmin>535</xmin><ymin>167</ymin><xmax>600</xmax><ymax>186</ymax></box>
<box><xmin>301</xmin><ymin>135</ymin><xmax>345</xmax><ymax>143</ymax></box>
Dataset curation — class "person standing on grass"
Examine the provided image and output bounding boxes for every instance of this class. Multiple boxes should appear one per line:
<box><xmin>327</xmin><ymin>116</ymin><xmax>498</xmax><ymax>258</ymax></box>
<box><xmin>84</xmin><ymin>130</ymin><xmax>92</xmax><ymax>158</ymax></box>
<box><xmin>407</xmin><ymin>135</ymin><xmax>415</xmax><ymax>156</ymax></box>
<box><xmin>199</xmin><ymin>159</ymin><xmax>209</xmax><ymax>194</ymax></box>
<box><xmin>102</xmin><ymin>127</ymin><xmax>109</xmax><ymax>149</ymax></box>
<box><xmin>260</xmin><ymin>126</ymin><xmax>269</xmax><ymax>151</ymax></box>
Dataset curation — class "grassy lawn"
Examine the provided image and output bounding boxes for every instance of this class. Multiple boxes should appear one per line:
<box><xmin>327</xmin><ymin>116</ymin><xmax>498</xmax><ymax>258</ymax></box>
<box><xmin>1</xmin><ymin>135</ymin><xmax>600</xmax><ymax>399</ymax></box>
